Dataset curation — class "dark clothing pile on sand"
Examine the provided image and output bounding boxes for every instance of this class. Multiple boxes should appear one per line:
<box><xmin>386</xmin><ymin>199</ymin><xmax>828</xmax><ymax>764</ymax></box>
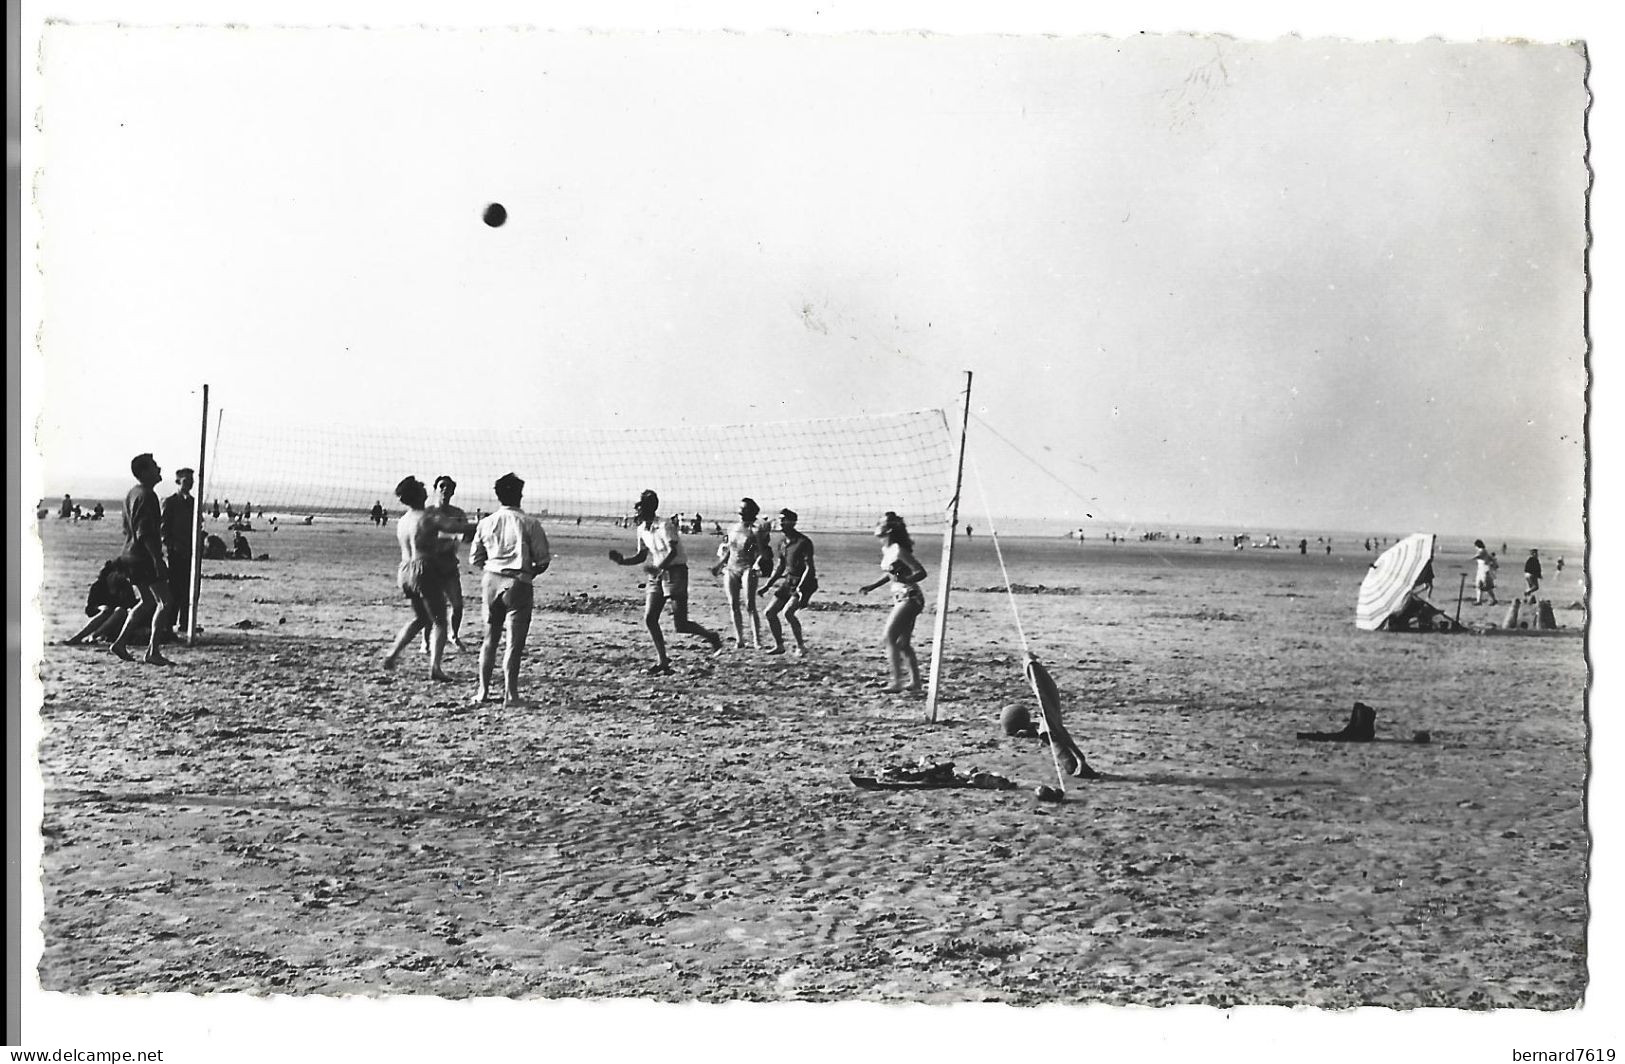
<box><xmin>850</xmin><ymin>760</ymin><xmax>1015</xmax><ymax>791</ymax></box>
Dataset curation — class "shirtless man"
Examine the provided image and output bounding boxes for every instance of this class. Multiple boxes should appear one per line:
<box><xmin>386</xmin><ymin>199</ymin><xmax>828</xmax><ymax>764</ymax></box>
<box><xmin>110</xmin><ymin>453</ymin><xmax>174</xmax><ymax>665</ymax></box>
<box><xmin>427</xmin><ymin>475</ymin><xmax>474</xmax><ymax>650</ymax></box>
<box><xmin>382</xmin><ymin>476</ymin><xmax>455</xmax><ymax>680</ymax></box>
<box><xmin>761</xmin><ymin>508</ymin><xmax>817</xmax><ymax>655</ymax></box>
<box><xmin>608</xmin><ymin>489</ymin><xmax>722</xmax><ymax>674</ymax></box>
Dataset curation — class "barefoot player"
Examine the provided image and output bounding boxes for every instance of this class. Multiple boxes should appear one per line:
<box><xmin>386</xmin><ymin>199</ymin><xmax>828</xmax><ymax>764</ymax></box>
<box><xmin>382</xmin><ymin>476</ymin><xmax>455</xmax><ymax>681</ymax></box>
<box><xmin>609</xmin><ymin>489</ymin><xmax>722</xmax><ymax>674</ymax></box>
<box><xmin>761</xmin><ymin>508</ymin><xmax>816</xmax><ymax>655</ymax></box>
<box><xmin>428</xmin><ymin>475</ymin><xmax>474</xmax><ymax>651</ymax></box>
<box><xmin>710</xmin><ymin>497</ymin><xmax>772</xmax><ymax>649</ymax></box>
<box><xmin>859</xmin><ymin>511</ymin><xmax>928</xmax><ymax>694</ymax></box>
<box><xmin>110</xmin><ymin>453</ymin><xmax>175</xmax><ymax>665</ymax></box>
<box><xmin>470</xmin><ymin>472</ymin><xmax>552</xmax><ymax>707</ymax></box>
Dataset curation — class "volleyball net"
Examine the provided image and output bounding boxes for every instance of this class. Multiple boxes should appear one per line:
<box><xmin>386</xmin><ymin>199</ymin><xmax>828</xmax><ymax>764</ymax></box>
<box><xmin>206</xmin><ymin>408</ymin><xmax>958</xmax><ymax>531</ymax></box>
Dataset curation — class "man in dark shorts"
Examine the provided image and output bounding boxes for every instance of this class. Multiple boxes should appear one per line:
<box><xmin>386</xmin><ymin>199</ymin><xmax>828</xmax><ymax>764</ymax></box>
<box><xmin>428</xmin><ymin>475</ymin><xmax>474</xmax><ymax>650</ymax></box>
<box><xmin>110</xmin><ymin>453</ymin><xmax>174</xmax><ymax>665</ymax></box>
<box><xmin>608</xmin><ymin>489</ymin><xmax>722</xmax><ymax>674</ymax></box>
<box><xmin>762</xmin><ymin>508</ymin><xmax>817</xmax><ymax>655</ymax></box>
<box><xmin>1524</xmin><ymin>549</ymin><xmax>1544</xmax><ymax>603</ymax></box>
<box><xmin>160</xmin><ymin>466</ymin><xmax>198</xmax><ymax>636</ymax></box>
<box><xmin>470</xmin><ymin>473</ymin><xmax>552</xmax><ymax>706</ymax></box>
<box><xmin>382</xmin><ymin>476</ymin><xmax>456</xmax><ymax>680</ymax></box>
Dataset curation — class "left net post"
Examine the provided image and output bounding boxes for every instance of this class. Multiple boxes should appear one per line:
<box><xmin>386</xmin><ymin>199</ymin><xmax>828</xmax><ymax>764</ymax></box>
<box><xmin>186</xmin><ymin>384</ymin><xmax>208</xmax><ymax>646</ymax></box>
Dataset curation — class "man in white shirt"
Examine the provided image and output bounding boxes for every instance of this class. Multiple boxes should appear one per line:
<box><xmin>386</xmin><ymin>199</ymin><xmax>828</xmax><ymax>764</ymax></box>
<box><xmin>470</xmin><ymin>472</ymin><xmax>552</xmax><ymax>707</ymax></box>
<box><xmin>608</xmin><ymin>488</ymin><xmax>722</xmax><ymax>674</ymax></box>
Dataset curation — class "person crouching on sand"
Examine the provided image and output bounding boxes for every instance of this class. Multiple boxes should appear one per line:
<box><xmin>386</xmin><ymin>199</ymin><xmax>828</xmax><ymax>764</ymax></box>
<box><xmin>382</xmin><ymin>476</ymin><xmax>455</xmax><ymax>681</ymax></box>
<box><xmin>609</xmin><ymin>489</ymin><xmax>722</xmax><ymax>675</ymax></box>
<box><xmin>761</xmin><ymin>508</ymin><xmax>816</xmax><ymax>656</ymax></box>
<box><xmin>859</xmin><ymin>511</ymin><xmax>928</xmax><ymax>695</ymax></box>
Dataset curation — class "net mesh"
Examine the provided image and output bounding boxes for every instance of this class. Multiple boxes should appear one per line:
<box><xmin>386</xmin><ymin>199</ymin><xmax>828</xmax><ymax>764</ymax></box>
<box><xmin>206</xmin><ymin>408</ymin><xmax>956</xmax><ymax>530</ymax></box>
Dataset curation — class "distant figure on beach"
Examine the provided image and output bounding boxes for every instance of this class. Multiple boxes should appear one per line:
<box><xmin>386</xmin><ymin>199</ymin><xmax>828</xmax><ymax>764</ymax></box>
<box><xmin>382</xmin><ymin>476</ymin><xmax>455</xmax><ymax>680</ymax></box>
<box><xmin>1472</xmin><ymin>540</ymin><xmax>1499</xmax><ymax>606</ymax></box>
<box><xmin>202</xmin><ymin>533</ymin><xmax>228</xmax><ymax>560</ymax></box>
<box><xmin>161</xmin><ymin>467</ymin><xmax>199</xmax><ymax>635</ymax></box>
<box><xmin>711</xmin><ymin>497</ymin><xmax>773</xmax><ymax>650</ymax></box>
<box><xmin>243</xmin><ymin>501</ymin><xmax>253</xmax><ymax>521</ymax></box>
<box><xmin>1364</xmin><ymin>538</ymin><xmax>1372</xmax><ymax>552</ymax></box>
<box><xmin>110</xmin><ymin>453</ymin><xmax>174</xmax><ymax>666</ymax></box>
<box><xmin>859</xmin><ymin>511</ymin><xmax>928</xmax><ymax>695</ymax></box>
<box><xmin>762</xmin><ymin>508</ymin><xmax>816</xmax><ymax>656</ymax></box>
<box><xmin>1299</xmin><ymin>539</ymin><xmax>1307</xmax><ymax>555</ymax></box>
<box><xmin>370</xmin><ymin>501</ymin><xmax>386</xmax><ymax>527</ymax></box>
<box><xmin>1325</xmin><ymin>540</ymin><xmax>1332</xmax><ymax>555</ymax></box>
<box><xmin>429</xmin><ymin>475</ymin><xmax>474</xmax><ymax>650</ymax></box>
<box><xmin>1523</xmin><ymin>549</ymin><xmax>1543</xmax><ymax>603</ymax></box>
<box><xmin>608</xmin><ymin>489</ymin><xmax>722</xmax><ymax>674</ymax></box>
<box><xmin>211</xmin><ymin>498</ymin><xmax>221</xmax><ymax>520</ymax></box>
<box><xmin>692</xmin><ymin>512</ymin><xmax>703</xmax><ymax>535</ymax></box>
<box><xmin>92</xmin><ymin>502</ymin><xmax>105</xmax><ymax>520</ymax></box>
<box><xmin>1556</xmin><ymin>556</ymin><xmax>1565</xmax><ymax>576</ymax></box>
<box><xmin>469</xmin><ymin>472</ymin><xmax>552</xmax><ymax>707</ymax></box>
<box><xmin>966</xmin><ymin>525</ymin><xmax>973</xmax><ymax>538</ymax></box>
<box><xmin>230</xmin><ymin>531</ymin><xmax>253</xmax><ymax>560</ymax></box>
<box><xmin>59</xmin><ymin>495</ymin><xmax>73</xmax><ymax>519</ymax></box>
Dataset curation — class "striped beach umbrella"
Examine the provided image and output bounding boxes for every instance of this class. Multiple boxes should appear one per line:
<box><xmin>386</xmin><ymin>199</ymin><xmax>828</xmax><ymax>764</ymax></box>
<box><xmin>1356</xmin><ymin>533</ymin><xmax>1437</xmax><ymax>631</ymax></box>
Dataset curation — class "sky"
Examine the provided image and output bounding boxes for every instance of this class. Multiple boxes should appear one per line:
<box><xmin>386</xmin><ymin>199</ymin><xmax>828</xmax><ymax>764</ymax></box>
<box><xmin>25</xmin><ymin>18</ymin><xmax>1589</xmax><ymax>542</ymax></box>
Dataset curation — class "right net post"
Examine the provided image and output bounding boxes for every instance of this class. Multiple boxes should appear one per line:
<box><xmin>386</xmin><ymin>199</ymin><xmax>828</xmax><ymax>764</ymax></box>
<box><xmin>925</xmin><ymin>372</ymin><xmax>973</xmax><ymax>723</ymax></box>
<box><xmin>186</xmin><ymin>384</ymin><xmax>208</xmax><ymax>645</ymax></box>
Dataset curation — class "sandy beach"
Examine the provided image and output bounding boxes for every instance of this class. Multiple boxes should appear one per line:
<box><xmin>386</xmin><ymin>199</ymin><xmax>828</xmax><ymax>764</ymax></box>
<box><xmin>32</xmin><ymin>516</ymin><xmax>1588</xmax><ymax>1007</ymax></box>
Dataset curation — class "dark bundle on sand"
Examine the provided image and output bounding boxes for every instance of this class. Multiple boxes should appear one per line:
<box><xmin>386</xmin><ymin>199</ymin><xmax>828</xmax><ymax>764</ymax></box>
<box><xmin>1297</xmin><ymin>702</ymin><xmax>1377</xmax><ymax>742</ymax></box>
<box><xmin>850</xmin><ymin>760</ymin><xmax>1015</xmax><ymax>791</ymax></box>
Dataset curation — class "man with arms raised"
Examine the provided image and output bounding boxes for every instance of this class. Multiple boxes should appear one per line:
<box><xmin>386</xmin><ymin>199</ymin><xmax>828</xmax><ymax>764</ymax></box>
<box><xmin>470</xmin><ymin>473</ymin><xmax>552</xmax><ymax>707</ymax></box>
<box><xmin>111</xmin><ymin>453</ymin><xmax>174</xmax><ymax>665</ymax></box>
<box><xmin>382</xmin><ymin>476</ymin><xmax>455</xmax><ymax>681</ymax></box>
<box><xmin>428</xmin><ymin>475</ymin><xmax>475</xmax><ymax>650</ymax></box>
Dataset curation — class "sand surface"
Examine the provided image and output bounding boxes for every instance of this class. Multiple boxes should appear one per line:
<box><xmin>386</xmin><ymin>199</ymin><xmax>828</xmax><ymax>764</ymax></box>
<box><xmin>32</xmin><ymin>518</ymin><xmax>1589</xmax><ymax>1006</ymax></box>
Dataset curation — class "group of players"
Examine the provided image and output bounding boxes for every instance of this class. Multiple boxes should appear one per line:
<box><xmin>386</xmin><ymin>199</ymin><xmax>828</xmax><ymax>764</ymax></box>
<box><xmin>382</xmin><ymin>476</ymin><xmax>933</xmax><ymax>707</ymax></box>
<box><xmin>73</xmin><ymin>454</ymin><xmax>936</xmax><ymax>707</ymax></box>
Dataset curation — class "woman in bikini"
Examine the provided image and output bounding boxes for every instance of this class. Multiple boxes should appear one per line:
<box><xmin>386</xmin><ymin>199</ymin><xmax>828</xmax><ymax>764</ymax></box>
<box><xmin>858</xmin><ymin>511</ymin><xmax>928</xmax><ymax>694</ymax></box>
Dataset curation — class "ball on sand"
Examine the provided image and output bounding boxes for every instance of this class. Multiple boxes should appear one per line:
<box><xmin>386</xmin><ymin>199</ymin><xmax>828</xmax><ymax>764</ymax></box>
<box><xmin>483</xmin><ymin>203</ymin><xmax>508</xmax><ymax>227</ymax></box>
<box><xmin>1035</xmin><ymin>784</ymin><xmax>1065</xmax><ymax>803</ymax></box>
<box><xmin>1001</xmin><ymin>703</ymin><xmax>1031</xmax><ymax>736</ymax></box>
